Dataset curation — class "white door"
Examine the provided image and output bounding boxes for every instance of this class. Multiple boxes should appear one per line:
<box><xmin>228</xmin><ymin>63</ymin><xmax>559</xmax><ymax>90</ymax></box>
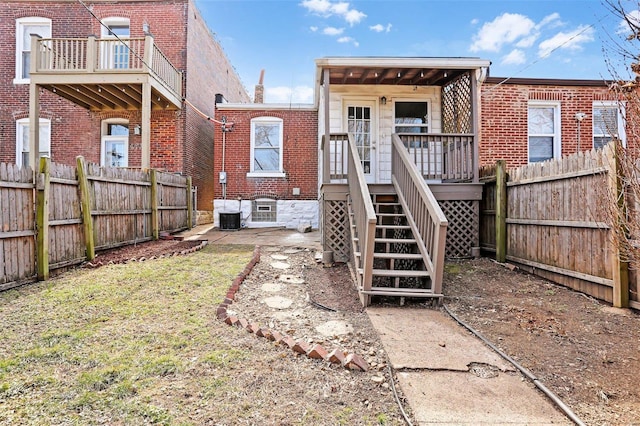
<box><xmin>345</xmin><ymin>101</ymin><xmax>377</xmax><ymax>183</ymax></box>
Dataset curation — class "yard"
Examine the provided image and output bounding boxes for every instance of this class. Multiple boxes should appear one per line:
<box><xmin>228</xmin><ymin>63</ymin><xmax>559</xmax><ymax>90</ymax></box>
<box><xmin>0</xmin><ymin>243</ymin><xmax>406</xmax><ymax>425</ymax></box>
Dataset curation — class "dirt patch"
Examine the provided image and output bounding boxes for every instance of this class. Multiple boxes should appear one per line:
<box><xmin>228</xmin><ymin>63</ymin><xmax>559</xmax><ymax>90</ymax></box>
<box><xmin>443</xmin><ymin>258</ymin><xmax>640</xmax><ymax>425</ymax></box>
<box><xmin>83</xmin><ymin>239</ymin><xmax>205</xmax><ymax>267</ymax></box>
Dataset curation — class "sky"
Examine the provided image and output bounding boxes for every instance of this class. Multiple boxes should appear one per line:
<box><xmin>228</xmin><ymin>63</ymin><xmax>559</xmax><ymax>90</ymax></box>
<box><xmin>194</xmin><ymin>0</ymin><xmax>638</xmax><ymax>104</ymax></box>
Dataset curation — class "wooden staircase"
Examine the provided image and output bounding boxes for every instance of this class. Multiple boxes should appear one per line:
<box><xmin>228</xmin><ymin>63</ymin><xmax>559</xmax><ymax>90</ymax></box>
<box><xmin>349</xmin><ymin>191</ymin><xmax>441</xmax><ymax>303</ymax></box>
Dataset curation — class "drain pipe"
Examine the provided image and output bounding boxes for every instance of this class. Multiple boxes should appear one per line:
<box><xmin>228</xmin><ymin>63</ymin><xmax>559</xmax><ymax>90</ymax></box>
<box><xmin>442</xmin><ymin>305</ymin><xmax>586</xmax><ymax>426</ymax></box>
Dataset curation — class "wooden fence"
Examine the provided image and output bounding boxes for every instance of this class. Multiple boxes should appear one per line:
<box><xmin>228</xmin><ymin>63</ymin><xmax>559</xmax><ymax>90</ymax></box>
<box><xmin>480</xmin><ymin>145</ymin><xmax>638</xmax><ymax>310</ymax></box>
<box><xmin>1</xmin><ymin>157</ymin><xmax>194</xmax><ymax>291</ymax></box>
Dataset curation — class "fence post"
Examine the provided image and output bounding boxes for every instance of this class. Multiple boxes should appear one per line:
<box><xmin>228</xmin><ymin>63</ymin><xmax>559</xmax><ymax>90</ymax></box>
<box><xmin>609</xmin><ymin>142</ymin><xmax>629</xmax><ymax>308</ymax></box>
<box><xmin>35</xmin><ymin>157</ymin><xmax>50</xmax><ymax>280</ymax></box>
<box><xmin>186</xmin><ymin>176</ymin><xmax>193</xmax><ymax>229</ymax></box>
<box><xmin>76</xmin><ymin>156</ymin><xmax>95</xmax><ymax>260</ymax></box>
<box><xmin>150</xmin><ymin>169</ymin><xmax>159</xmax><ymax>240</ymax></box>
<box><xmin>495</xmin><ymin>160</ymin><xmax>507</xmax><ymax>263</ymax></box>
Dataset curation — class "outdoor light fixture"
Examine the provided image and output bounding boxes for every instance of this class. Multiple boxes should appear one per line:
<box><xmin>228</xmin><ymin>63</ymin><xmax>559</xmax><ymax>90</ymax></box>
<box><xmin>142</xmin><ymin>22</ymin><xmax>150</xmax><ymax>34</ymax></box>
<box><xmin>133</xmin><ymin>124</ymin><xmax>141</xmax><ymax>135</ymax></box>
<box><xmin>380</xmin><ymin>96</ymin><xmax>387</xmax><ymax>105</ymax></box>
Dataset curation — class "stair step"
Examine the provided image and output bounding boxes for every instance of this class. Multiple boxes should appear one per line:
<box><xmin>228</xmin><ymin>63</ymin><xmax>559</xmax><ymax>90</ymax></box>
<box><xmin>375</xmin><ymin>237</ymin><xmax>417</xmax><ymax>244</ymax></box>
<box><xmin>354</xmin><ymin>251</ymin><xmax>424</xmax><ymax>260</ymax></box>
<box><xmin>361</xmin><ymin>287</ymin><xmax>442</xmax><ymax>298</ymax></box>
<box><xmin>376</xmin><ymin>213</ymin><xmax>404</xmax><ymax>217</ymax></box>
<box><xmin>376</xmin><ymin>224</ymin><xmax>410</xmax><ymax>230</ymax></box>
<box><xmin>357</xmin><ymin>268</ymin><xmax>429</xmax><ymax>278</ymax></box>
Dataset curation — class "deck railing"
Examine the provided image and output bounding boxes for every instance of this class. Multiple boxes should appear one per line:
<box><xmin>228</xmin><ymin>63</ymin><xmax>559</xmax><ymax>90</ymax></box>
<box><xmin>391</xmin><ymin>134</ymin><xmax>448</xmax><ymax>295</ymax></box>
<box><xmin>33</xmin><ymin>36</ymin><xmax>182</xmax><ymax>97</ymax></box>
<box><xmin>345</xmin><ymin>134</ymin><xmax>377</xmax><ymax>298</ymax></box>
<box><xmin>396</xmin><ymin>133</ymin><xmax>476</xmax><ymax>182</ymax></box>
<box><xmin>321</xmin><ymin>133</ymin><xmax>349</xmax><ymax>183</ymax></box>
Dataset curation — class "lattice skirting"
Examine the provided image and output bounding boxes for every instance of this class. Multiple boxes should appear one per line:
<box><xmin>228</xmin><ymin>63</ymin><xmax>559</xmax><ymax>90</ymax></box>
<box><xmin>321</xmin><ymin>199</ymin><xmax>350</xmax><ymax>262</ymax></box>
<box><xmin>439</xmin><ymin>200</ymin><xmax>479</xmax><ymax>259</ymax></box>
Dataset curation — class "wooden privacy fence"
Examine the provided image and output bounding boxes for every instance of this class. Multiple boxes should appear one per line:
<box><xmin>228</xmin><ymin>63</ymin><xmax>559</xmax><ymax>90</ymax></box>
<box><xmin>480</xmin><ymin>144</ymin><xmax>637</xmax><ymax>309</ymax></box>
<box><xmin>1</xmin><ymin>157</ymin><xmax>194</xmax><ymax>290</ymax></box>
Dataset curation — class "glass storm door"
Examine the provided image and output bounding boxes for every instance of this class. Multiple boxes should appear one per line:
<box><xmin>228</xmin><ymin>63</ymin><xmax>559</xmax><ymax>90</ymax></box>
<box><xmin>346</xmin><ymin>102</ymin><xmax>376</xmax><ymax>182</ymax></box>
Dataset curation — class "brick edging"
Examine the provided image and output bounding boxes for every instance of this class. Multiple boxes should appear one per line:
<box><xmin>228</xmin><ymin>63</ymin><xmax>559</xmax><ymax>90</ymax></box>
<box><xmin>216</xmin><ymin>246</ymin><xmax>368</xmax><ymax>372</ymax></box>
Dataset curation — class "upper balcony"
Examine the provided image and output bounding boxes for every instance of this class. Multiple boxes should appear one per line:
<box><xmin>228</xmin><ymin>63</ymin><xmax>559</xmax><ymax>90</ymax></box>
<box><xmin>29</xmin><ymin>35</ymin><xmax>182</xmax><ymax>111</ymax></box>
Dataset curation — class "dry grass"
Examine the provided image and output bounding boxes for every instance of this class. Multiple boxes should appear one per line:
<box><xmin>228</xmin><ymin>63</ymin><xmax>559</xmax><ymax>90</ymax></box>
<box><xmin>0</xmin><ymin>244</ymin><xmax>254</xmax><ymax>425</ymax></box>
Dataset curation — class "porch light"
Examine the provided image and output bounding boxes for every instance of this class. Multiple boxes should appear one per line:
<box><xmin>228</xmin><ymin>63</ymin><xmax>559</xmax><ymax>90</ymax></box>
<box><xmin>133</xmin><ymin>124</ymin><xmax>141</xmax><ymax>135</ymax></box>
<box><xmin>380</xmin><ymin>96</ymin><xmax>387</xmax><ymax>105</ymax></box>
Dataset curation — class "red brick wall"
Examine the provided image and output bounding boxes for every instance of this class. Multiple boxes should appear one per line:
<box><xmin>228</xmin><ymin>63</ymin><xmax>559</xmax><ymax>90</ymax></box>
<box><xmin>213</xmin><ymin>108</ymin><xmax>318</xmax><ymax>201</ymax></box>
<box><xmin>480</xmin><ymin>78</ymin><xmax>627</xmax><ymax>167</ymax></box>
<box><xmin>1</xmin><ymin>0</ymin><xmax>250</xmax><ymax>212</ymax></box>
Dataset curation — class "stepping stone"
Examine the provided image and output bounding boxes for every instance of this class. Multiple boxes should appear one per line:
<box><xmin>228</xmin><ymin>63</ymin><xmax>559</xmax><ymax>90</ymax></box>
<box><xmin>264</xmin><ymin>296</ymin><xmax>293</xmax><ymax>309</ymax></box>
<box><xmin>315</xmin><ymin>320</ymin><xmax>353</xmax><ymax>337</ymax></box>
<box><xmin>283</xmin><ymin>248</ymin><xmax>304</xmax><ymax>254</ymax></box>
<box><xmin>279</xmin><ymin>274</ymin><xmax>305</xmax><ymax>284</ymax></box>
<box><xmin>261</xmin><ymin>283</ymin><xmax>283</xmax><ymax>292</ymax></box>
<box><xmin>270</xmin><ymin>261</ymin><xmax>290</xmax><ymax>270</ymax></box>
<box><xmin>270</xmin><ymin>254</ymin><xmax>289</xmax><ymax>261</ymax></box>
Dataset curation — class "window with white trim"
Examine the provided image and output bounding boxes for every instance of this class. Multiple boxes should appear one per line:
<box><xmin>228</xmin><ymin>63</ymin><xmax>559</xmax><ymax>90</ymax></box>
<box><xmin>100</xmin><ymin>17</ymin><xmax>130</xmax><ymax>69</ymax></box>
<box><xmin>15</xmin><ymin>17</ymin><xmax>51</xmax><ymax>83</ymax></box>
<box><xmin>252</xmin><ymin>199</ymin><xmax>277</xmax><ymax>222</ymax></box>
<box><xmin>528</xmin><ymin>101</ymin><xmax>561</xmax><ymax>163</ymax></box>
<box><xmin>16</xmin><ymin>118</ymin><xmax>51</xmax><ymax>168</ymax></box>
<box><xmin>394</xmin><ymin>101</ymin><xmax>430</xmax><ymax>134</ymax></box>
<box><xmin>249</xmin><ymin>117</ymin><xmax>284</xmax><ymax>177</ymax></box>
<box><xmin>593</xmin><ymin>101</ymin><xmax>626</xmax><ymax>149</ymax></box>
<box><xmin>101</xmin><ymin>120</ymin><xmax>129</xmax><ymax>167</ymax></box>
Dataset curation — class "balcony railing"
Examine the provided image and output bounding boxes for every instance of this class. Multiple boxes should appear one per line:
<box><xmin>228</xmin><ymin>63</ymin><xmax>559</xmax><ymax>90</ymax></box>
<box><xmin>33</xmin><ymin>36</ymin><xmax>182</xmax><ymax>98</ymax></box>
<box><xmin>397</xmin><ymin>133</ymin><xmax>476</xmax><ymax>182</ymax></box>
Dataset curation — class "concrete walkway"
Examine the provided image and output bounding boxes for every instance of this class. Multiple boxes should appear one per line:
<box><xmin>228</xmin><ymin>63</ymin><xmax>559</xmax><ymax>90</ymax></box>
<box><xmin>176</xmin><ymin>226</ymin><xmax>571</xmax><ymax>425</ymax></box>
<box><xmin>367</xmin><ymin>308</ymin><xmax>571</xmax><ymax>425</ymax></box>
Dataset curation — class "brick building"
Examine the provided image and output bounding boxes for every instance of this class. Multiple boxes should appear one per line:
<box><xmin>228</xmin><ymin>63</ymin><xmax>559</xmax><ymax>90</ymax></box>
<box><xmin>479</xmin><ymin>77</ymin><xmax>629</xmax><ymax>167</ymax></box>
<box><xmin>212</xmin><ymin>104</ymin><xmax>319</xmax><ymax>229</ymax></box>
<box><xmin>0</xmin><ymin>0</ymin><xmax>249</xmax><ymax>221</ymax></box>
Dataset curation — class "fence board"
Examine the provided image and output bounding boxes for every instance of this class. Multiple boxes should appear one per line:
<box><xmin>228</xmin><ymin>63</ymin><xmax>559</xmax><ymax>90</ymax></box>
<box><xmin>0</xmin><ymin>159</ymin><xmax>193</xmax><ymax>291</ymax></box>
<box><xmin>0</xmin><ymin>163</ymin><xmax>36</xmax><ymax>288</ymax></box>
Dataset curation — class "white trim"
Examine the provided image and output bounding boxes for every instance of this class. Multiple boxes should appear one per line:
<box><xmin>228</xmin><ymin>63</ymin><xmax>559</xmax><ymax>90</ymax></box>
<box><xmin>100</xmin><ymin>17</ymin><xmax>130</xmax><ymax>37</ymax></box>
<box><xmin>101</xmin><ymin>119</ymin><xmax>129</xmax><ymax>167</ymax></box>
<box><xmin>14</xmin><ymin>16</ymin><xmax>51</xmax><ymax>84</ymax></box>
<box><xmin>342</xmin><ymin>97</ymin><xmax>378</xmax><ymax>182</ymax></box>
<box><xmin>16</xmin><ymin>117</ymin><xmax>51</xmax><ymax>168</ymax></box>
<box><xmin>249</xmin><ymin>116</ymin><xmax>284</xmax><ymax>175</ymax></box>
<box><xmin>527</xmin><ymin>100</ymin><xmax>561</xmax><ymax>163</ymax></box>
<box><xmin>592</xmin><ymin>100</ymin><xmax>626</xmax><ymax>148</ymax></box>
<box><xmin>392</xmin><ymin>99</ymin><xmax>431</xmax><ymax>133</ymax></box>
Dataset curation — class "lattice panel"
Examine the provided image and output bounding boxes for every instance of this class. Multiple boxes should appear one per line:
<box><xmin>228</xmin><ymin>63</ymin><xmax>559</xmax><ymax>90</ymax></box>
<box><xmin>442</xmin><ymin>72</ymin><xmax>472</xmax><ymax>134</ymax></box>
<box><xmin>322</xmin><ymin>200</ymin><xmax>350</xmax><ymax>262</ymax></box>
<box><xmin>440</xmin><ymin>200</ymin><xmax>479</xmax><ymax>259</ymax></box>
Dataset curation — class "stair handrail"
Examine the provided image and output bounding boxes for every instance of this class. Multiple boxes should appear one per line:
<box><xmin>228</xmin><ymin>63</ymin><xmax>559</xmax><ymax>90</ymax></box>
<box><xmin>346</xmin><ymin>133</ymin><xmax>377</xmax><ymax>296</ymax></box>
<box><xmin>391</xmin><ymin>134</ymin><xmax>448</xmax><ymax>295</ymax></box>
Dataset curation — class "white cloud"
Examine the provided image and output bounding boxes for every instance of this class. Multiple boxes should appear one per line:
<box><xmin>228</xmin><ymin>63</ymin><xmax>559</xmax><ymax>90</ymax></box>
<box><xmin>501</xmin><ymin>49</ymin><xmax>526</xmax><ymax>65</ymax></box>
<box><xmin>266</xmin><ymin>85</ymin><xmax>314</xmax><ymax>104</ymax></box>
<box><xmin>337</xmin><ymin>36</ymin><xmax>359</xmax><ymax>46</ymax></box>
<box><xmin>300</xmin><ymin>0</ymin><xmax>366</xmax><ymax>26</ymax></box>
<box><xmin>470</xmin><ymin>13</ymin><xmax>536</xmax><ymax>52</ymax></box>
<box><xmin>370</xmin><ymin>23</ymin><xmax>392</xmax><ymax>33</ymax></box>
<box><xmin>470</xmin><ymin>18</ymin><xmax>479</xmax><ymax>25</ymax></box>
<box><xmin>323</xmin><ymin>26</ymin><xmax>344</xmax><ymax>36</ymax></box>
<box><xmin>617</xmin><ymin>10</ymin><xmax>640</xmax><ymax>35</ymax></box>
<box><xmin>537</xmin><ymin>12</ymin><xmax>562</xmax><ymax>29</ymax></box>
<box><xmin>310</xmin><ymin>26</ymin><xmax>318</xmax><ymax>32</ymax></box>
<box><xmin>538</xmin><ymin>25</ymin><xmax>595</xmax><ymax>58</ymax></box>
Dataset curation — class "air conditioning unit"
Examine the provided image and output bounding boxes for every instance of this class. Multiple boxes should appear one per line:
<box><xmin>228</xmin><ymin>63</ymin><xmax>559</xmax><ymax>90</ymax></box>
<box><xmin>219</xmin><ymin>212</ymin><xmax>241</xmax><ymax>231</ymax></box>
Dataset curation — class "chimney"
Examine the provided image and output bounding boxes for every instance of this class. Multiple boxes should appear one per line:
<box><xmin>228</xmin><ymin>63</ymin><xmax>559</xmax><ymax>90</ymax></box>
<box><xmin>254</xmin><ymin>69</ymin><xmax>265</xmax><ymax>103</ymax></box>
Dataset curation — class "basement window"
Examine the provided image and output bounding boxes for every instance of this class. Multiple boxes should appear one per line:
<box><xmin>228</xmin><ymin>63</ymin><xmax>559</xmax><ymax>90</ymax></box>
<box><xmin>252</xmin><ymin>199</ymin><xmax>277</xmax><ymax>222</ymax></box>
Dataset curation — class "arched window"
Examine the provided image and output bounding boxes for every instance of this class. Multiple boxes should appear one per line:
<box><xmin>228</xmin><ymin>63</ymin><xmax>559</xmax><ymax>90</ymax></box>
<box><xmin>101</xmin><ymin>119</ymin><xmax>129</xmax><ymax>167</ymax></box>
<box><xmin>248</xmin><ymin>117</ymin><xmax>284</xmax><ymax>177</ymax></box>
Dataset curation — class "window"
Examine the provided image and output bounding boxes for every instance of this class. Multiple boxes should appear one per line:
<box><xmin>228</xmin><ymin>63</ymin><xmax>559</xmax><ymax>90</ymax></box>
<box><xmin>249</xmin><ymin>117</ymin><xmax>284</xmax><ymax>177</ymax></box>
<box><xmin>528</xmin><ymin>102</ymin><xmax>561</xmax><ymax>163</ymax></box>
<box><xmin>252</xmin><ymin>199</ymin><xmax>277</xmax><ymax>222</ymax></box>
<box><xmin>101</xmin><ymin>120</ymin><xmax>129</xmax><ymax>167</ymax></box>
<box><xmin>15</xmin><ymin>17</ymin><xmax>51</xmax><ymax>83</ymax></box>
<box><xmin>593</xmin><ymin>102</ymin><xmax>625</xmax><ymax>149</ymax></box>
<box><xmin>394</xmin><ymin>101</ymin><xmax>429</xmax><ymax>134</ymax></box>
<box><xmin>16</xmin><ymin>118</ymin><xmax>51</xmax><ymax>168</ymax></box>
<box><xmin>100</xmin><ymin>18</ymin><xmax>130</xmax><ymax>69</ymax></box>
